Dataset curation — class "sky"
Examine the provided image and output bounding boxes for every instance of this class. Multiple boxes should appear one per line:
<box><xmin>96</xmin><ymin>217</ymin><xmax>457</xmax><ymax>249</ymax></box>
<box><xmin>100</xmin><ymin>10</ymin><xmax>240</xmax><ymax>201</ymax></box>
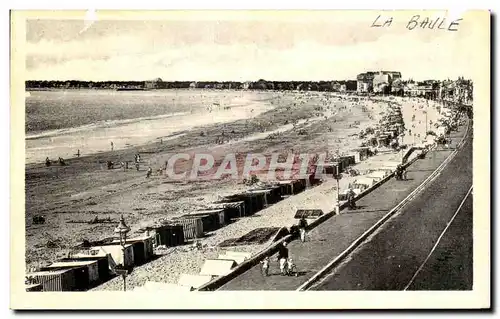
<box><xmin>24</xmin><ymin>10</ymin><xmax>481</xmax><ymax>82</ymax></box>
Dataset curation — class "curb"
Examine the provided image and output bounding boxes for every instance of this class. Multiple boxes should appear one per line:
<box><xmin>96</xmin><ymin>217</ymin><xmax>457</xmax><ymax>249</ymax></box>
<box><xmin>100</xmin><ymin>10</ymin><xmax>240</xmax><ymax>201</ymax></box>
<box><xmin>296</xmin><ymin>120</ymin><xmax>470</xmax><ymax>291</ymax></box>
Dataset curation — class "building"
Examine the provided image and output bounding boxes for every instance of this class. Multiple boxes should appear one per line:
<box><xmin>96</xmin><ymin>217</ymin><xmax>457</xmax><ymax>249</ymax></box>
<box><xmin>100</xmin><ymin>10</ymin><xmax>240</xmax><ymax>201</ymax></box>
<box><xmin>357</xmin><ymin>71</ymin><xmax>402</xmax><ymax>94</ymax></box>
<box><xmin>391</xmin><ymin>78</ymin><xmax>404</xmax><ymax>95</ymax></box>
<box><xmin>356</xmin><ymin>72</ymin><xmax>376</xmax><ymax>93</ymax></box>
<box><xmin>404</xmin><ymin>81</ymin><xmax>439</xmax><ymax>99</ymax></box>
<box><xmin>144</xmin><ymin>78</ymin><xmax>164</xmax><ymax>89</ymax></box>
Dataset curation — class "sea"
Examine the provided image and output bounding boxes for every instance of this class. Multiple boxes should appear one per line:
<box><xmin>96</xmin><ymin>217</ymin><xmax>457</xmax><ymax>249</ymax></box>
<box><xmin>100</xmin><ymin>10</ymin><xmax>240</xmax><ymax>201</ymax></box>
<box><xmin>25</xmin><ymin>89</ymin><xmax>275</xmax><ymax>164</ymax></box>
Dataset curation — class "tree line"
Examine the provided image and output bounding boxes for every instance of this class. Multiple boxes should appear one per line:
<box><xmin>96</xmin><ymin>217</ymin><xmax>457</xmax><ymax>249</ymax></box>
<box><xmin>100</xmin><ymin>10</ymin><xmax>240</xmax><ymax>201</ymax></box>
<box><xmin>25</xmin><ymin>79</ymin><xmax>359</xmax><ymax>91</ymax></box>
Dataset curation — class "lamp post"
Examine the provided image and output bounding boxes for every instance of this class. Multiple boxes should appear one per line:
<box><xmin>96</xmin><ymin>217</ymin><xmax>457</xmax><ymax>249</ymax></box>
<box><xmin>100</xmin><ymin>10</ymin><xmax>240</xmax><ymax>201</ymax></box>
<box><xmin>425</xmin><ymin>100</ymin><xmax>429</xmax><ymax>135</ymax></box>
<box><xmin>334</xmin><ymin>165</ymin><xmax>342</xmax><ymax>215</ymax></box>
<box><xmin>400</xmin><ymin>133</ymin><xmax>405</xmax><ymax>163</ymax></box>
<box><xmin>114</xmin><ymin>215</ymin><xmax>130</xmax><ymax>291</ymax></box>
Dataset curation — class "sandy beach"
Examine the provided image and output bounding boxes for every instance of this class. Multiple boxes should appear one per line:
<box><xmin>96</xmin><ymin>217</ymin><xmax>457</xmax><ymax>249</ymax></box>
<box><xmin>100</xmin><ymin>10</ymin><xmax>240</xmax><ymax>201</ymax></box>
<box><xmin>25</xmin><ymin>90</ymin><xmax>446</xmax><ymax>291</ymax></box>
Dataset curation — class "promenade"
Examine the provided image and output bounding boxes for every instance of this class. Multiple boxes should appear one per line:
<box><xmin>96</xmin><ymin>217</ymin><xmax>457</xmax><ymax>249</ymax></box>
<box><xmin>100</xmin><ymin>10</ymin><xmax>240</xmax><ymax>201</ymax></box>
<box><xmin>219</xmin><ymin>123</ymin><xmax>468</xmax><ymax>290</ymax></box>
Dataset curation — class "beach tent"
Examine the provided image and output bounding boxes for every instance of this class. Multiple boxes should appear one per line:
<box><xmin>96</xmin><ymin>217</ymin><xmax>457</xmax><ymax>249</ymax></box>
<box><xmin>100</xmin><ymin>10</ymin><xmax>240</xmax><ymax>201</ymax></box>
<box><xmin>178</xmin><ymin>274</ymin><xmax>213</xmax><ymax>289</ymax></box>
<box><xmin>224</xmin><ymin>250</ymin><xmax>253</xmax><ymax>260</ymax></box>
<box><xmin>199</xmin><ymin>259</ymin><xmax>237</xmax><ymax>277</ymax></box>
<box><xmin>217</xmin><ymin>254</ymin><xmax>246</xmax><ymax>265</ymax></box>
<box><xmin>366</xmin><ymin>170</ymin><xmax>389</xmax><ymax>182</ymax></box>
<box><xmin>349</xmin><ymin>177</ymin><xmax>377</xmax><ymax>194</ymax></box>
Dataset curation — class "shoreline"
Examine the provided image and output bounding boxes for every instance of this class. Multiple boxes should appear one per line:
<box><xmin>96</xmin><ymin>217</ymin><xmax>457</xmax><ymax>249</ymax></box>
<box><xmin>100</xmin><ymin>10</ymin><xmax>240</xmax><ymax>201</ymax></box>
<box><xmin>25</xmin><ymin>90</ymin><xmax>280</xmax><ymax>165</ymax></box>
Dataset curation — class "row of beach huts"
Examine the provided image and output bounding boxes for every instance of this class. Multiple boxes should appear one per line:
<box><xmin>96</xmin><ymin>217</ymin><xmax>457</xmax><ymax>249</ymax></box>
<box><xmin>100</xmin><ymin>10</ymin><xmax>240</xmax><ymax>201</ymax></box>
<box><xmin>24</xmin><ymin>177</ymin><xmax>317</xmax><ymax>292</ymax></box>
<box><xmin>25</xmin><ymin>152</ymin><xmax>379</xmax><ymax>292</ymax></box>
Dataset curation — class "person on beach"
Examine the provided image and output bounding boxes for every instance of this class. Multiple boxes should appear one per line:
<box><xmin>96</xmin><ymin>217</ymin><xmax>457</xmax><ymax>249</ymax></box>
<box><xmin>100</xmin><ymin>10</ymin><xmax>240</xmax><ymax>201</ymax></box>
<box><xmin>146</xmin><ymin>167</ymin><xmax>152</xmax><ymax>178</ymax></box>
<box><xmin>45</xmin><ymin>157</ymin><xmax>51</xmax><ymax>167</ymax></box>
<box><xmin>135</xmin><ymin>162</ymin><xmax>140</xmax><ymax>171</ymax></box>
<box><xmin>298</xmin><ymin>216</ymin><xmax>308</xmax><ymax>243</ymax></box>
<box><xmin>260</xmin><ymin>256</ymin><xmax>270</xmax><ymax>277</ymax></box>
<box><xmin>110</xmin><ymin>141</ymin><xmax>114</xmax><ymax>151</ymax></box>
<box><xmin>76</xmin><ymin>149</ymin><xmax>80</xmax><ymax>158</ymax></box>
<box><xmin>277</xmin><ymin>242</ymin><xmax>289</xmax><ymax>276</ymax></box>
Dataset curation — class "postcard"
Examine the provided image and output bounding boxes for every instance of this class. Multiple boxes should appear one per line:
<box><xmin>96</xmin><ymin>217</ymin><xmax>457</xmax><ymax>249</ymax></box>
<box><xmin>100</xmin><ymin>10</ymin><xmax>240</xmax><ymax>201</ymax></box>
<box><xmin>11</xmin><ymin>9</ymin><xmax>490</xmax><ymax>310</ymax></box>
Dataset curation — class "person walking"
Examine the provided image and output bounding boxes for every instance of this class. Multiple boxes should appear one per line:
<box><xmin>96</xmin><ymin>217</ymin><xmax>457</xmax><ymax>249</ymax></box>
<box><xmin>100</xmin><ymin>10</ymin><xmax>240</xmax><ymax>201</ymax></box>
<box><xmin>298</xmin><ymin>216</ymin><xmax>308</xmax><ymax>243</ymax></box>
<box><xmin>347</xmin><ymin>188</ymin><xmax>356</xmax><ymax>210</ymax></box>
<box><xmin>260</xmin><ymin>256</ymin><xmax>270</xmax><ymax>277</ymax></box>
<box><xmin>146</xmin><ymin>166</ymin><xmax>152</xmax><ymax>178</ymax></box>
<box><xmin>110</xmin><ymin>141</ymin><xmax>114</xmax><ymax>151</ymax></box>
<box><xmin>287</xmin><ymin>258</ymin><xmax>298</xmax><ymax>277</ymax></box>
<box><xmin>277</xmin><ymin>242</ymin><xmax>289</xmax><ymax>276</ymax></box>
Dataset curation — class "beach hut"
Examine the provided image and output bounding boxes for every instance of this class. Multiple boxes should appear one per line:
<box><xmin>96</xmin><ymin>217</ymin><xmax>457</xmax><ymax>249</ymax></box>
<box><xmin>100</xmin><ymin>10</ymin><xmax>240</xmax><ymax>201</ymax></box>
<box><xmin>293</xmin><ymin>179</ymin><xmax>307</xmax><ymax>194</ymax></box>
<box><xmin>248</xmin><ymin>189</ymin><xmax>272</xmax><ymax>207</ymax></box>
<box><xmin>45</xmin><ymin>260</ymin><xmax>100</xmax><ymax>286</ymax></box>
<box><xmin>145</xmin><ymin>224</ymin><xmax>185</xmax><ymax>247</ymax></box>
<box><xmin>247</xmin><ymin>192</ymin><xmax>265</xmax><ymax>213</ymax></box>
<box><xmin>222</xmin><ymin>194</ymin><xmax>254</xmax><ymax>216</ymax></box>
<box><xmin>173</xmin><ymin>218</ymin><xmax>204</xmax><ymax>240</ymax></box>
<box><xmin>277</xmin><ymin>180</ymin><xmax>295</xmax><ymax>196</ymax></box>
<box><xmin>320</xmin><ymin>163</ymin><xmax>336</xmax><ymax>175</ymax></box>
<box><xmin>266</xmin><ymin>185</ymin><xmax>283</xmax><ymax>202</ymax></box>
<box><xmin>250</xmin><ymin>187</ymin><xmax>281</xmax><ymax>205</ymax></box>
<box><xmin>199</xmin><ymin>259</ymin><xmax>237</xmax><ymax>277</ymax></box>
<box><xmin>38</xmin><ymin>266</ymin><xmax>88</xmax><ymax>291</ymax></box>
<box><xmin>83</xmin><ymin>245</ymin><xmax>135</xmax><ymax>270</ymax></box>
<box><xmin>39</xmin><ymin>265</ymin><xmax>90</xmax><ymax>291</ymax></box>
<box><xmin>348</xmin><ymin>152</ymin><xmax>362</xmax><ymax>164</ymax></box>
<box><xmin>58</xmin><ymin>256</ymin><xmax>110</xmax><ymax>282</ymax></box>
<box><xmin>210</xmin><ymin>201</ymin><xmax>246</xmax><ymax>219</ymax></box>
<box><xmin>195</xmin><ymin>208</ymin><xmax>227</xmax><ymax>227</ymax></box>
<box><xmin>180</xmin><ymin>212</ymin><xmax>220</xmax><ymax>233</ymax></box>
<box><xmin>178</xmin><ymin>274</ymin><xmax>213</xmax><ymax>289</ymax></box>
<box><xmin>377</xmin><ymin>134</ymin><xmax>391</xmax><ymax>147</ymax></box>
<box><xmin>340</xmin><ymin>155</ymin><xmax>356</xmax><ymax>166</ymax></box>
<box><xmin>111</xmin><ymin>235</ymin><xmax>155</xmax><ymax>265</ymax></box>
<box><xmin>26</xmin><ymin>269</ymin><xmax>76</xmax><ymax>292</ymax></box>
